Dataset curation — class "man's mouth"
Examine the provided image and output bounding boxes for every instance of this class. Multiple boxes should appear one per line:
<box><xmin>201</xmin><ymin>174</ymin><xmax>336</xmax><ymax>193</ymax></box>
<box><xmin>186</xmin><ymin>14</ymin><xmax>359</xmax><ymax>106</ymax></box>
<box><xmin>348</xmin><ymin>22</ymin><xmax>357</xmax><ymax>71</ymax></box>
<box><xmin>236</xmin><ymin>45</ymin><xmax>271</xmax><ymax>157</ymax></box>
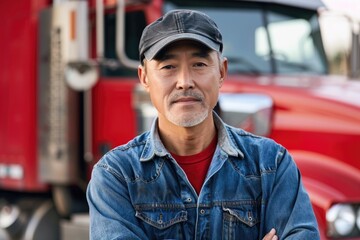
<box><xmin>173</xmin><ymin>97</ymin><xmax>201</xmax><ymax>104</ymax></box>
<box><xmin>170</xmin><ymin>91</ymin><xmax>204</xmax><ymax>105</ymax></box>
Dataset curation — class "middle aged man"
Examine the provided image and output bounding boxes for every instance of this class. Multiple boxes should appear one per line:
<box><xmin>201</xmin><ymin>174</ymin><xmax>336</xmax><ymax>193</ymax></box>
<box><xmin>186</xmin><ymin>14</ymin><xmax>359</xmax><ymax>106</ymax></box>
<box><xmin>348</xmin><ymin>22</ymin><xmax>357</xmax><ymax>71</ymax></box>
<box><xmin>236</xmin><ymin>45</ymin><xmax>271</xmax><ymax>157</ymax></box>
<box><xmin>87</xmin><ymin>9</ymin><xmax>320</xmax><ymax>240</ymax></box>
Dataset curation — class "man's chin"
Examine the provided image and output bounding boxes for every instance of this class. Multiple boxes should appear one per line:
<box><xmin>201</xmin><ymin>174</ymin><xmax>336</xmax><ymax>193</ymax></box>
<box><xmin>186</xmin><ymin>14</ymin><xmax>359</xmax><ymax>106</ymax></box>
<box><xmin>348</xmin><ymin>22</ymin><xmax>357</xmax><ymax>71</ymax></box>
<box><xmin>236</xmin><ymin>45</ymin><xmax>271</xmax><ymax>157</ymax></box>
<box><xmin>167</xmin><ymin>111</ymin><xmax>209</xmax><ymax>128</ymax></box>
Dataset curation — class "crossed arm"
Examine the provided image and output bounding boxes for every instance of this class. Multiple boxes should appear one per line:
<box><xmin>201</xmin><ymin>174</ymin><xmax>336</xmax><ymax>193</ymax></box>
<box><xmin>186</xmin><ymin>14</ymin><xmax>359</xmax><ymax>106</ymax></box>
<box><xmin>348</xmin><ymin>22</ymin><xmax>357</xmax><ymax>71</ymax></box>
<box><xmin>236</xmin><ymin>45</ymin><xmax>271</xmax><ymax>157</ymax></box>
<box><xmin>87</xmin><ymin>149</ymin><xmax>318</xmax><ymax>239</ymax></box>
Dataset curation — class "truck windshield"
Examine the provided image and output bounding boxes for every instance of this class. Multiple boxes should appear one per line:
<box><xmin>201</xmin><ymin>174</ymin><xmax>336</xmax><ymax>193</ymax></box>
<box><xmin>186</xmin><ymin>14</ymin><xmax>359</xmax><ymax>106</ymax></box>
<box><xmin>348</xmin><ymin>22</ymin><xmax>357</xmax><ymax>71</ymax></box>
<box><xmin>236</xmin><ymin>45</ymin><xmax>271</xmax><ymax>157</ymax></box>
<box><xmin>164</xmin><ymin>1</ymin><xmax>328</xmax><ymax>75</ymax></box>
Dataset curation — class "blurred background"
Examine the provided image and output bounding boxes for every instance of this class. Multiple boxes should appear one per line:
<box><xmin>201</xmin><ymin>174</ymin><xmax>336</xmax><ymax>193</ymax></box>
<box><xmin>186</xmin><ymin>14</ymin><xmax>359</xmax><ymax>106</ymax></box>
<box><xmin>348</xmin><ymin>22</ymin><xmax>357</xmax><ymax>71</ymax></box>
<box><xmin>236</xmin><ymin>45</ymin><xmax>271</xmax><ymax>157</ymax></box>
<box><xmin>0</xmin><ymin>0</ymin><xmax>360</xmax><ymax>239</ymax></box>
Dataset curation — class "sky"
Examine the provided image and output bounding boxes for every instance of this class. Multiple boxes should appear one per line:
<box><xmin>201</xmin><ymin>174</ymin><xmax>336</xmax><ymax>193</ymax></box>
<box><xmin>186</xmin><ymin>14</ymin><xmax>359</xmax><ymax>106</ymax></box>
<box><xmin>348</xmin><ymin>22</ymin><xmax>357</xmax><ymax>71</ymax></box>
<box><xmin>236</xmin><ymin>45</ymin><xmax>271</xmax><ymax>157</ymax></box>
<box><xmin>322</xmin><ymin>0</ymin><xmax>360</xmax><ymax>20</ymax></box>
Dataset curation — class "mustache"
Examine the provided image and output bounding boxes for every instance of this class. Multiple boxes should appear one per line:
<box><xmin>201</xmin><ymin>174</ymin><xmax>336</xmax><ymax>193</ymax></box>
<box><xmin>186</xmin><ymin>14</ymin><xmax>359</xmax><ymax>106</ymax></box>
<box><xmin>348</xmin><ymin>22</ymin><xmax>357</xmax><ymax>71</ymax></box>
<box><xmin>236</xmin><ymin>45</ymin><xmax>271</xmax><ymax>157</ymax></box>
<box><xmin>169</xmin><ymin>90</ymin><xmax>204</xmax><ymax>103</ymax></box>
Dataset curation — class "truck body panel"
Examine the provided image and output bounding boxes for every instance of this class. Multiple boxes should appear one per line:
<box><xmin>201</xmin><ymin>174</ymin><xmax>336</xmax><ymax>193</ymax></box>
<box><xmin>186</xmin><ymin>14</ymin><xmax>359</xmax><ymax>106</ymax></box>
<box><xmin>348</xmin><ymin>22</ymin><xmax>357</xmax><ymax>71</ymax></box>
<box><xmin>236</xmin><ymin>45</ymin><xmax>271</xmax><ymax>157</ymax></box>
<box><xmin>0</xmin><ymin>0</ymin><xmax>49</xmax><ymax>191</ymax></box>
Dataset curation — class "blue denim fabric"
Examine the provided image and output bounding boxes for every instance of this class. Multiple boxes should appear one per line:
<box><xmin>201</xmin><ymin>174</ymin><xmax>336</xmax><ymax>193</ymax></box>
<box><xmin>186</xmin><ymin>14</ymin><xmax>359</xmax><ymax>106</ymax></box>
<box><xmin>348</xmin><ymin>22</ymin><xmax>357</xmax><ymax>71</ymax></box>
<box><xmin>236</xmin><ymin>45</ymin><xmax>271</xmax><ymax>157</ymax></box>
<box><xmin>87</xmin><ymin>113</ymin><xmax>319</xmax><ymax>240</ymax></box>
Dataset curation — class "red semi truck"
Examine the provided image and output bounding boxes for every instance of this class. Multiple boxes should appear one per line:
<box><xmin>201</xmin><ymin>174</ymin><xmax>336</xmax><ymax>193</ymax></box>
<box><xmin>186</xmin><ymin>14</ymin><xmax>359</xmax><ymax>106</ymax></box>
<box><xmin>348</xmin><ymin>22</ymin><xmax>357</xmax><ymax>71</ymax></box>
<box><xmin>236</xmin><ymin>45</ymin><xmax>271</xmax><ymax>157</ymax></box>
<box><xmin>0</xmin><ymin>0</ymin><xmax>360</xmax><ymax>239</ymax></box>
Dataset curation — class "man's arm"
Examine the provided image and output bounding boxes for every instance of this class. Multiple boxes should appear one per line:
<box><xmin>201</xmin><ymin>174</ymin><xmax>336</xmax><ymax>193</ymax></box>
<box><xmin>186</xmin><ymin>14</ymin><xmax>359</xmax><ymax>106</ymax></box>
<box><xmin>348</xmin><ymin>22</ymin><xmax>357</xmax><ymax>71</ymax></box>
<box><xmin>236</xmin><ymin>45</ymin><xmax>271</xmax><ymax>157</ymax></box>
<box><xmin>264</xmin><ymin>149</ymin><xmax>320</xmax><ymax>239</ymax></box>
<box><xmin>86</xmin><ymin>163</ymin><xmax>148</xmax><ymax>240</ymax></box>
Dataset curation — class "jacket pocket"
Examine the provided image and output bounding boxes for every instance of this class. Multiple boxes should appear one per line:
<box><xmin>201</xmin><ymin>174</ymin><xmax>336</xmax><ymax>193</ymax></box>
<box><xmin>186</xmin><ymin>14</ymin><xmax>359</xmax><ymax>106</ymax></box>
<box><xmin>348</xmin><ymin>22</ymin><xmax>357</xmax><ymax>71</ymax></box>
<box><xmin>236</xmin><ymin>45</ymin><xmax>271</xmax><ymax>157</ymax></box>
<box><xmin>222</xmin><ymin>206</ymin><xmax>260</xmax><ymax>240</ymax></box>
<box><xmin>135</xmin><ymin>205</ymin><xmax>188</xmax><ymax>239</ymax></box>
<box><xmin>135</xmin><ymin>208</ymin><xmax>187</xmax><ymax>229</ymax></box>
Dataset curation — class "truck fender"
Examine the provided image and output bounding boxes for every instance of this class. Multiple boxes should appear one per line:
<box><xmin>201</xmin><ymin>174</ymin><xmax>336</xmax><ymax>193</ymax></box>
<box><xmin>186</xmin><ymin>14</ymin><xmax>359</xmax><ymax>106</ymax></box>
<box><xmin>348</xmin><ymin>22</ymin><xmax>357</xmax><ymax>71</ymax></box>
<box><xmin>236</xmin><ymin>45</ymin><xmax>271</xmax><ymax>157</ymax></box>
<box><xmin>289</xmin><ymin>150</ymin><xmax>360</xmax><ymax>238</ymax></box>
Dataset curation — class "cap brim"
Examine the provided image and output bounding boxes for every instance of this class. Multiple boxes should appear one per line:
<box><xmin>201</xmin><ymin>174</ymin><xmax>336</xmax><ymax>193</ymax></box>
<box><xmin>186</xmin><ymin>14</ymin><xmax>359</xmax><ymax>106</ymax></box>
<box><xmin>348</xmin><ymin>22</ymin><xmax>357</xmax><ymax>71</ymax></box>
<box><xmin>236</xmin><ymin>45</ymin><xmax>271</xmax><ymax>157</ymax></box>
<box><xmin>143</xmin><ymin>33</ymin><xmax>221</xmax><ymax>60</ymax></box>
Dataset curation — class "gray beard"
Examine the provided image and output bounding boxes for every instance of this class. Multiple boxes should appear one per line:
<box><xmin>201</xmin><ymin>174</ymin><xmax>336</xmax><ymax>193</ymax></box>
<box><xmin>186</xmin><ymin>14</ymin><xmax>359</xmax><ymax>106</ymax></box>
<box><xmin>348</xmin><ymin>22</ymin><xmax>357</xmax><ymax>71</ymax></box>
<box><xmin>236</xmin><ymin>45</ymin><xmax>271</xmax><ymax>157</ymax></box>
<box><xmin>166</xmin><ymin>109</ymin><xmax>209</xmax><ymax>127</ymax></box>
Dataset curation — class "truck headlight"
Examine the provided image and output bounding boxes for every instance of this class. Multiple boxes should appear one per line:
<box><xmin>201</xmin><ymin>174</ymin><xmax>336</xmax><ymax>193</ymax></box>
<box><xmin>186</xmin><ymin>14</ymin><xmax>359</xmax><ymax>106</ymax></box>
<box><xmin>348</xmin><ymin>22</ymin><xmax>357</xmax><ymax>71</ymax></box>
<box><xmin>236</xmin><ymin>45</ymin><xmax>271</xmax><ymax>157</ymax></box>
<box><xmin>327</xmin><ymin>204</ymin><xmax>356</xmax><ymax>237</ymax></box>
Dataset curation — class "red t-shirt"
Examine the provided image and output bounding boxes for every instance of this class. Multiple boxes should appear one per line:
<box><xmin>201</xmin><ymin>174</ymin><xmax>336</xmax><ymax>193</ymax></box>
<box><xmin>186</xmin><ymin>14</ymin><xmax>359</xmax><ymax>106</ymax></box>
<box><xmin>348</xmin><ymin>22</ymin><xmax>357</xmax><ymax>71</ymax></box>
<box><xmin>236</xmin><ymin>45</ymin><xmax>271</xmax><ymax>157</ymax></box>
<box><xmin>171</xmin><ymin>135</ymin><xmax>217</xmax><ymax>195</ymax></box>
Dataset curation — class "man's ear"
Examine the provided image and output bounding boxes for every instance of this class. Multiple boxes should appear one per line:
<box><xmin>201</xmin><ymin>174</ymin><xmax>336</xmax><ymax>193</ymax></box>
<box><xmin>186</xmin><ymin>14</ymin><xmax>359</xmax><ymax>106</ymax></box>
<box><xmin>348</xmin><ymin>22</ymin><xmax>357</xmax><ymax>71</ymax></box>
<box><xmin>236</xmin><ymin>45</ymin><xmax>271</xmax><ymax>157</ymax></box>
<box><xmin>138</xmin><ymin>64</ymin><xmax>149</xmax><ymax>91</ymax></box>
<box><xmin>219</xmin><ymin>57</ymin><xmax>228</xmax><ymax>88</ymax></box>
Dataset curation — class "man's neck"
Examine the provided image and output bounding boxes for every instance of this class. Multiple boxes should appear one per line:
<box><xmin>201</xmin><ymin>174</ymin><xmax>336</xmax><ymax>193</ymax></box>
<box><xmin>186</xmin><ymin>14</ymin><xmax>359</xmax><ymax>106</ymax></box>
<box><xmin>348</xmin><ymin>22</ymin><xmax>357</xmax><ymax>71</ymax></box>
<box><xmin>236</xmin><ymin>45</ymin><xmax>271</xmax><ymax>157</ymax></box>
<box><xmin>157</xmin><ymin>114</ymin><xmax>217</xmax><ymax>156</ymax></box>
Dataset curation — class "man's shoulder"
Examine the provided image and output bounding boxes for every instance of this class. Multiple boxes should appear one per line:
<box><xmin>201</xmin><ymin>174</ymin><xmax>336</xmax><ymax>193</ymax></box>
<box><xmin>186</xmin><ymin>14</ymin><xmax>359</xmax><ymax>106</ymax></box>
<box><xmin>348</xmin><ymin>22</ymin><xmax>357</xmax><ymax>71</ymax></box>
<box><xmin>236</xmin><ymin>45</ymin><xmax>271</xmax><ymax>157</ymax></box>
<box><xmin>225</xmin><ymin>124</ymin><xmax>272</xmax><ymax>142</ymax></box>
<box><xmin>225</xmin><ymin>124</ymin><xmax>284</xmax><ymax>154</ymax></box>
<box><xmin>95</xmin><ymin>131</ymin><xmax>150</xmax><ymax>170</ymax></box>
<box><xmin>116</xmin><ymin>131</ymin><xmax>150</xmax><ymax>152</ymax></box>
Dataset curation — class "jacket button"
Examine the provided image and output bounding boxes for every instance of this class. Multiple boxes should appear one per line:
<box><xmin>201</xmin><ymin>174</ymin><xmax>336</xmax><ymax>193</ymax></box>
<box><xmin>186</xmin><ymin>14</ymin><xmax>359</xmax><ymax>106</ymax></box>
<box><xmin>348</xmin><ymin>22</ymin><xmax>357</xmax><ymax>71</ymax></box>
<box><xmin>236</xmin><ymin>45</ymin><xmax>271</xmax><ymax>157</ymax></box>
<box><xmin>200</xmin><ymin>209</ymin><xmax>205</xmax><ymax>215</ymax></box>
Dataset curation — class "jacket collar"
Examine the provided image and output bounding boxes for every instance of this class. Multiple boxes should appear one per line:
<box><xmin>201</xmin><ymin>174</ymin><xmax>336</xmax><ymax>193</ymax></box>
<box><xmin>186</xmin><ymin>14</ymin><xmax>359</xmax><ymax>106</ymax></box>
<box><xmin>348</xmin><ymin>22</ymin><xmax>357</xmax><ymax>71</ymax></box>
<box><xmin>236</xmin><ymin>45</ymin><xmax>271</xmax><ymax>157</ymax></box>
<box><xmin>140</xmin><ymin>111</ymin><xmax>244</xmax><ymax>162</ymax></box>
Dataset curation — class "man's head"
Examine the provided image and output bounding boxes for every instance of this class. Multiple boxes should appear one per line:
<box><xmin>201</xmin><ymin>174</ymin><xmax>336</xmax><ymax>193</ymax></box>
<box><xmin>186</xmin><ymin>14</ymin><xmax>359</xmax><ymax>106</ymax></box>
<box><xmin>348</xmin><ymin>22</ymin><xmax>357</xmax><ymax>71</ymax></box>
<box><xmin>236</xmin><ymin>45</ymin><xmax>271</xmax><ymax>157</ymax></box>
<box><xmin>139</xmin><ymin>9</ymin><xmax>223</xmax><ymax>65</ymax></box>
<box><xmin>138</xmin><ymin>10</ymin><xmax>227</xmax><ymax>128</ymax></box>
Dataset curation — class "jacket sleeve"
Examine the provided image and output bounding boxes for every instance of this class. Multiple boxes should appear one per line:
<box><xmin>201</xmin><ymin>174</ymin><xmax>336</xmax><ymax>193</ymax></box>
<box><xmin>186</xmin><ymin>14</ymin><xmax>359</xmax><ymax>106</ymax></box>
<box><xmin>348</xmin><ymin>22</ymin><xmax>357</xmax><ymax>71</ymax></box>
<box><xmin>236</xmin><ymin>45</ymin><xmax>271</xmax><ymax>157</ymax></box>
<box><xmin>263</xmin><ymin>148</ymin><xmax>320</xmax><ymax>240</ymax></box>
<box><xmin>86</xmin><ymin>161</ymin><xmax>149</xmax><ymax>240</ymax></box>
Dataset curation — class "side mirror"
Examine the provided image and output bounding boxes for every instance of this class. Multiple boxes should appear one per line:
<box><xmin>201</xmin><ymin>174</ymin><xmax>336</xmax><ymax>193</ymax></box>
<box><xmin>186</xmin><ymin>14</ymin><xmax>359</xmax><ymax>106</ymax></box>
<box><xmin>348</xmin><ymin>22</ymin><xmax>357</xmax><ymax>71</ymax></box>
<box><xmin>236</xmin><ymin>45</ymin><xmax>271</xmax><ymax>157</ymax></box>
<box><xmin>52</xmin><ymin>1</ymin><xmax>99</xmax><ymax>90</ymax></box>
<box><xmin>319</xmin><ymin>11</ymin><xmax>355</xmax><ymax>77</ymax></box>
<box><xmin>218</xmin><ymin>93</ymin><xmax>273</xmax><ymax>136</ymax></box>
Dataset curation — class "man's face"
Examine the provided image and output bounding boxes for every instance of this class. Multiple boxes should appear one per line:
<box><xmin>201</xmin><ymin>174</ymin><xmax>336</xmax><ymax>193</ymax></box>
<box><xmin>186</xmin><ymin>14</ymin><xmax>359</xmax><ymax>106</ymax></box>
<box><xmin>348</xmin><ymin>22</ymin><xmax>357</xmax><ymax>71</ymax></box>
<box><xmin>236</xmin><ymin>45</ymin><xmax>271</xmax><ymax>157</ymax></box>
<box><xmin>138</xmin><ymin>40</ymin><xmax>227</xmax><ymax>128</ymax></box>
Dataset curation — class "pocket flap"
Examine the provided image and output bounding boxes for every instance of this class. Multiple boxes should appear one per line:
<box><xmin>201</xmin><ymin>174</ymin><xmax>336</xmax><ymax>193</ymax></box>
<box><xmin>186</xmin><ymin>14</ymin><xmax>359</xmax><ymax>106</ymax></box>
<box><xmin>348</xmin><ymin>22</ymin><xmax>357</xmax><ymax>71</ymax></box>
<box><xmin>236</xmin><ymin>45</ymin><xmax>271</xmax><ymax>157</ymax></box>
<box><xmin>135</xmin><ymin>207</ymin><xmax>187</xmax><ymax>230</ymax></box>
<box><xmin>223</xmin><ymin>207</ymin><xmax>259</xmax><ymax>227</ymax></box>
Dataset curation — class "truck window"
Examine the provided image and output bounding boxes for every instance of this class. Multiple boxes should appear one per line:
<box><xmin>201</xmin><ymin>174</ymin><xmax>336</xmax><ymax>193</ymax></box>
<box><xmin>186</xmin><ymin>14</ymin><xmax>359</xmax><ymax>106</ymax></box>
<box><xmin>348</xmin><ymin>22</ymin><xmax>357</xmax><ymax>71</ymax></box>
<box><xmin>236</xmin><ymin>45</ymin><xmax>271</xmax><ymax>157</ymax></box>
<box><xmin>164</xmin><ymin>1</ymin><xmax>328</xmax><ymax>75</ymax></box>
<box><xmin>102</xmin><ymin>10</ymin><xmax>146</xmax><ymax>77</ymax></box>
<box><xmin>263</xmin><ymin>7</ymin><xmax>328</xmax><ymax>74</ymax></box>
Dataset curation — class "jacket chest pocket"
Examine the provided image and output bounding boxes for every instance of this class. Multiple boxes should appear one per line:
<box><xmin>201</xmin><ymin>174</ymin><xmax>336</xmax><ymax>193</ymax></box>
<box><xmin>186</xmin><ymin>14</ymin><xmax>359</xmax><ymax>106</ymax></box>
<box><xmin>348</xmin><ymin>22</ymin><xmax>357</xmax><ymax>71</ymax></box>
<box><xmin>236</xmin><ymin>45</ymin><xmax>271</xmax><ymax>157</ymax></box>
<box><xmin>222</xmin><ymin>206</ymin><xmax>260</xmax><ymax>240</ymax></box>
<box><xmin>135</xmin><ymin>205</ymin><xmax>188</xmax><ymax>240</ymax></box>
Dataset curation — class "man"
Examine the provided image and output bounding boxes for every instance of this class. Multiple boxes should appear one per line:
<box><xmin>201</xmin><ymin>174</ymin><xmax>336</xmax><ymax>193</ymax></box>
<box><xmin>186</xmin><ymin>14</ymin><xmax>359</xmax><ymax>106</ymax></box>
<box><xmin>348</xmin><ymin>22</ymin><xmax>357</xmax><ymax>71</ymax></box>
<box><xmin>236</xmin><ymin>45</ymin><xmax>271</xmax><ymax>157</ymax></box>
<box><xmin>87</xmin><ymin>9</ymin><xmax>320</xmax><ymax>240</ymax></box>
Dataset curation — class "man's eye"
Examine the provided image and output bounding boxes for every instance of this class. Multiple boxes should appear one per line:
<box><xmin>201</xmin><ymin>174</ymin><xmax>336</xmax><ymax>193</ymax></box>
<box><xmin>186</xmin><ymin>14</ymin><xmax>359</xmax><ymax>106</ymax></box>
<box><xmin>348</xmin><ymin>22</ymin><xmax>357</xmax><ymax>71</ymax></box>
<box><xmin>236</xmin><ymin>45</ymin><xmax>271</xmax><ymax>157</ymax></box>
<box><xmin>194</xmin><ymin>62</ymin><xmax>207</xmax><ymax>67</ymax></box>
<box><xmin>161</xmin><ymin>65</ymin><xmax>175</xmax><ymax>70</ymax></box>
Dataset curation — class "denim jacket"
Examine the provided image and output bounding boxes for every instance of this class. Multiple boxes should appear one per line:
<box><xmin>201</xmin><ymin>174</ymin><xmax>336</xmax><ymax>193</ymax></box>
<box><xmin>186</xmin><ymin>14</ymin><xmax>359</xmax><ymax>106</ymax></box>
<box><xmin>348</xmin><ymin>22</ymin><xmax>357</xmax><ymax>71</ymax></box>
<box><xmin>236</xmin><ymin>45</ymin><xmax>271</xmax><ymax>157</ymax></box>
<box><xmin>87</xmin><ymin>113</ymin><xmax>320</xmax><ymax>240</ymax></box>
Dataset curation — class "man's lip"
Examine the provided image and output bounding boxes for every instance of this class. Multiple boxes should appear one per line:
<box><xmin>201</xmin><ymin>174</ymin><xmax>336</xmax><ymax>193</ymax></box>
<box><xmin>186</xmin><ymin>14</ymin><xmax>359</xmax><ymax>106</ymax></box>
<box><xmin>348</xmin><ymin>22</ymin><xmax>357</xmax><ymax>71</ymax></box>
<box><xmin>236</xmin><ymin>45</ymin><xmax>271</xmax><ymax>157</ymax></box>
<box><xmin>172</xmin><ymin>97</ymin><xmax>200</xmax><ymax>103</ymax></box>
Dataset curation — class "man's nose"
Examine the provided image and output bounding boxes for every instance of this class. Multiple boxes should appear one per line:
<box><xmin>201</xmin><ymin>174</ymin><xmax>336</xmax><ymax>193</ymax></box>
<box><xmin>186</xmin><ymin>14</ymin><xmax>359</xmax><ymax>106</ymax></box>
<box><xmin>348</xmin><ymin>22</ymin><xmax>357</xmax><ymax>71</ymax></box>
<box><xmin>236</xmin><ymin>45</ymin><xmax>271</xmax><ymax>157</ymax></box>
<box><xmin>176</xmin><ymin>66</ymin><xmax>195</xmax><ymax>90</ymax></box>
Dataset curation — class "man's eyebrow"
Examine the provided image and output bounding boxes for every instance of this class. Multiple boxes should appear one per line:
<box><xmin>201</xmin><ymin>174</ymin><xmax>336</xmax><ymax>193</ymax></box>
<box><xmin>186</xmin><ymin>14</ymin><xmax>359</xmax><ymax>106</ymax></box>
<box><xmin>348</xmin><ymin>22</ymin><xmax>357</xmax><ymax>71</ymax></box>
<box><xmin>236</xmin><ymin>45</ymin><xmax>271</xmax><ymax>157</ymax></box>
<box><xmin>192</xmin><ymin>50</ymin><xmax>211</xmax><ymax>59</ymax></box>
<box><xmin>155</xmin><ymin>49</ymin><xmax>211</xmax><ymax>62</ymax></box>
<box><xmin>156</xmin><ymin>53</ymin><xmax>176</xmax><ymax>62</ymax></box>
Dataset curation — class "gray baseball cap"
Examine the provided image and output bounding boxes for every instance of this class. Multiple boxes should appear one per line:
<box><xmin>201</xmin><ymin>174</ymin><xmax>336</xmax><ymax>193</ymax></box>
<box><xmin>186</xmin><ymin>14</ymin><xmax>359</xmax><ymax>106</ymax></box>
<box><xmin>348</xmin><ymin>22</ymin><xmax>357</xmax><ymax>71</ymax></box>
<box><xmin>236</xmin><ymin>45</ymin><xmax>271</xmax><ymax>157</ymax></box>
<box><xmin>139</xmin><ymin>9</ymin><xmax>223</xmax><ymax>63</ymax></box>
